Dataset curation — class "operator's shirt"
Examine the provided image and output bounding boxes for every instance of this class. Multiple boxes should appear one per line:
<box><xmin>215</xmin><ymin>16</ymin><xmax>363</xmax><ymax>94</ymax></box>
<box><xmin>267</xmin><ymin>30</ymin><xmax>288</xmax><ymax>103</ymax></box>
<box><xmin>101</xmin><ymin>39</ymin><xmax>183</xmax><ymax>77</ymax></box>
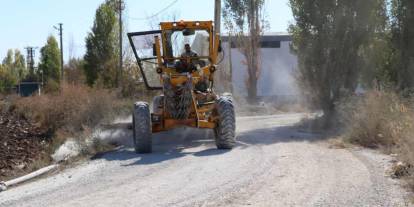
<box><xmin>181</xmin><ymin>50</ymin><xmax>198</xmax><ymax>58</ymax></box>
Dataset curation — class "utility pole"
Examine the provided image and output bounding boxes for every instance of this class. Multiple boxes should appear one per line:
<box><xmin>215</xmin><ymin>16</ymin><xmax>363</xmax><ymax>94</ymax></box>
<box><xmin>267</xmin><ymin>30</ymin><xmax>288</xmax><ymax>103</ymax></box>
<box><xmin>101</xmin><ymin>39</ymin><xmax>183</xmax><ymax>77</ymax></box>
<box><xmin>54</xmin><ymin>23</ymin><xmax>64</xmax><ymax>81</ymax></box>
<box><xmin>117</xmin><ymin>0</ymin><xmax>125</xmax><ymax>88</ymax></box>
<box><xmin>215</xmin><ymin>0</ymin><xmax>232</xmax><ymax>93</ymax></box>
<box><xmin>214</xmin><ymin>0</ymin><xmax>221</xmax><ymax>34</ymax></box>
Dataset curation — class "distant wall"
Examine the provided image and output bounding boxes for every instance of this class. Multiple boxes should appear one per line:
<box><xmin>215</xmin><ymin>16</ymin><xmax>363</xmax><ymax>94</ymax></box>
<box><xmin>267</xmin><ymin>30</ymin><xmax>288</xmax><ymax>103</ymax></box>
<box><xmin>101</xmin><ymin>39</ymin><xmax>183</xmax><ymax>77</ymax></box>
<box><xmin>220</xmin><ymin>34</ymin><xmax>299</xmax><ymax>98</ymax></box>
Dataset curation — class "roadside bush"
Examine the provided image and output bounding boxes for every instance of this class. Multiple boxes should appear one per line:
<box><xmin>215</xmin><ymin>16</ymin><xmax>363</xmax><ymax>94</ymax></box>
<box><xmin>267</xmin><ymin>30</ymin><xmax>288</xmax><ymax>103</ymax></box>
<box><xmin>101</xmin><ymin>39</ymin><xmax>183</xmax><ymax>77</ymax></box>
<box><xmin>43</xmin><ymin>79</ymin><xmax>60</xmax><ymax>93</ymax></box>
<box><xmin>339</xmin><ymin>91</ymin><xmax>406</xmax><ymax>149</ymax></box>
<box><xmin>339</xmin><ymin>90</ymin><xmax>414</xmax><ymax>189</ymax></box>
<box><xmin>12</xmin><ymin>84</ymin><xmax>128</xmax><ymax>136</ymax></box>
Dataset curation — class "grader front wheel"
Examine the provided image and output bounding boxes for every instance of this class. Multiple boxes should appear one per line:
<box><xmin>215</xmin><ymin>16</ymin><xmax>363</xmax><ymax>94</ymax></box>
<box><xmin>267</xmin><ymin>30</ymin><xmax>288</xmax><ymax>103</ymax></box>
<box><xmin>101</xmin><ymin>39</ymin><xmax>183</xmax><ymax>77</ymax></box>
<box><xmin>214</xmin><ymin>96</ymin><xmax>236</xmax><ymax>149</ymax></box>
<box><xmin>133</xmin><ymin>102</ymin><xmax>152</xmax><ymax>153</ymax></box>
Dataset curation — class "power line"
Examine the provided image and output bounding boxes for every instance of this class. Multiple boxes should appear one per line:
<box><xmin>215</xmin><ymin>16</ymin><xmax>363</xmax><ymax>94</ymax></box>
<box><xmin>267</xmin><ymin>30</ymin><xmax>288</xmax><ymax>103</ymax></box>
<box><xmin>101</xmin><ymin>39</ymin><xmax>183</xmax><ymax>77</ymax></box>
<box><xmin>127</xmin><ymin>0</ymin><xmax>178</xmax><ymax>21</ymax></box>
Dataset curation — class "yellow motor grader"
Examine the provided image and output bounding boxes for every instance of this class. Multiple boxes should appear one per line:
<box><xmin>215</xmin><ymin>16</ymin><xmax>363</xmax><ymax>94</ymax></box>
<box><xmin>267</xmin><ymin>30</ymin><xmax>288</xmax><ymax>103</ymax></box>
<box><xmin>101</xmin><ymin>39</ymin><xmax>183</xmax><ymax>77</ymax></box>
<box><xmin>127</xmin><ymin>20</ymin><xmax>236</xmax><ymax>153</ymax></box>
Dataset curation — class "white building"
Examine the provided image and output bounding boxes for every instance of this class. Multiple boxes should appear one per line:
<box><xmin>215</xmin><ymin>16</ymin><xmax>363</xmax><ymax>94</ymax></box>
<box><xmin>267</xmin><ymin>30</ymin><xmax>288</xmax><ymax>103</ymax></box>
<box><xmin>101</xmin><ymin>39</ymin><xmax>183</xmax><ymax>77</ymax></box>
<box><xmin>220</xmin><ymin>33</ymin><xmax>298</xmax><ymax>100</ymax></box>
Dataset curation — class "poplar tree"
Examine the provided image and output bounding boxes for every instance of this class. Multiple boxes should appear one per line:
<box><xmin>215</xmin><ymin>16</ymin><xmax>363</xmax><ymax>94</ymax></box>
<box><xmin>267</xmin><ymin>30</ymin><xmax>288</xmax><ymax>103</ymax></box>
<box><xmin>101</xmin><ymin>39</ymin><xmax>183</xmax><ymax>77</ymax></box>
<box><xmin>84</xmin><ymin>0</ymin><xmax>118</xmax><ymax>87</ymax></box>
<box><xmin>289</xmin><ymin>0</ymin><xmax>387</xmax><ymax>123</ymax></box>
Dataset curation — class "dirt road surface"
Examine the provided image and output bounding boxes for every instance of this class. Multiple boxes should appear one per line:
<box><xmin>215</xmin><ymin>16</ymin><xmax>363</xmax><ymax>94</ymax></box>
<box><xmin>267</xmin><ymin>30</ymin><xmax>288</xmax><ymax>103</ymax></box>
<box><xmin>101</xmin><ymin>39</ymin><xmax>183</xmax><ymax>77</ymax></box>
<box><xmin>0</xmin><ymin>113</ymin><xmax>412</xmax><ymax>207</ymax></box>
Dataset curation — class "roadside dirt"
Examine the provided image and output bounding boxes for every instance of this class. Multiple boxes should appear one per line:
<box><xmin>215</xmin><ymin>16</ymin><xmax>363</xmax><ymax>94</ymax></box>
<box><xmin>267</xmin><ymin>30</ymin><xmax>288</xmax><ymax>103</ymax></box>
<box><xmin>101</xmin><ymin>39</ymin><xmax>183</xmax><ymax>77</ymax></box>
<box><xmin>0</xmin><ymin>112</ymin><xmax>49</xmax><ymax>181</ymax></box>
<box><xmin>0</xmin><ymin>114</ymin><xmax>412</xmax><ymax>206</ymax></box>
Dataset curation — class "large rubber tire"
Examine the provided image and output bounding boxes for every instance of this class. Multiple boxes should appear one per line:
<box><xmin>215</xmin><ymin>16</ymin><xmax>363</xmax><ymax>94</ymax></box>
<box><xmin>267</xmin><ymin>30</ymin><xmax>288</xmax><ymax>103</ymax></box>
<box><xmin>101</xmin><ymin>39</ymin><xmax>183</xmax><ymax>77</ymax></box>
<box><xmin>133</xmin><ymin>102</ymin><xmax>152</xmax><ymax>153</ymax></box>
<box><xmin>214</xmin><ymin>96</ymin><xmax>236</xmax><ymax>149</ymax></box>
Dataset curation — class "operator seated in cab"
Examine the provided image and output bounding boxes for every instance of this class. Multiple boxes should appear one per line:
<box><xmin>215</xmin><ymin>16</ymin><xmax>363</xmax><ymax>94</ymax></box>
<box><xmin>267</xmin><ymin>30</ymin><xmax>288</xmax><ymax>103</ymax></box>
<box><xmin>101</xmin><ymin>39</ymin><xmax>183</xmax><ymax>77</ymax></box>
<box><xmin>175</xmin><ymin>43</ymin><xmax>198</xmax><ymax>73</ymax></box>
<box><xmin>174</xmin><ymin>44</ymin><xmax>209</xmax><ymax>93</ymax></box>
<box><xmin>182</xmin><ymin>43</ymin><xmax>198</xmax><ymax>58</ymax></box>
<box><xmin>175</xmin><ymin>44</ymin><xmax>206</xmax><ymax>72</ymax></box>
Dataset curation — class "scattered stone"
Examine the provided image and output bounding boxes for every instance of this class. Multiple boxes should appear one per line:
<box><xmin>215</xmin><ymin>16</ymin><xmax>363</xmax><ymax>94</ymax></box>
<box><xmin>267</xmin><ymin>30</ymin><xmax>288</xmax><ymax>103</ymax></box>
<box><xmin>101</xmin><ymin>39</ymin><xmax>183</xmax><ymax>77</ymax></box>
<box><xmin>0</xmin><ymin>182</ymin><xmax>7</xmax><ymax>192</ymax></box>
<box><xmin>391</xmin><ymin>161</ymin><xmax>411</xmax><ymax>179</ymax></box>
<box><xmin>52</xmin><ymin>139</ymin><xmax>81</xmax><ymax>162</ymax></box>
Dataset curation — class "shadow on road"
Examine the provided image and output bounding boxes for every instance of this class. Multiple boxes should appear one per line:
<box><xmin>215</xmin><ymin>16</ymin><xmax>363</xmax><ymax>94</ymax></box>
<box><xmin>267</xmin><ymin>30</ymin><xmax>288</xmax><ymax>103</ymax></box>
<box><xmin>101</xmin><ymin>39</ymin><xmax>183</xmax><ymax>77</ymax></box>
<box><xmin>93</xmin><ymin>115</ymin><xmax>328</xmax><ymax>166</ymax></box>
<box><xmin>236</xmin><ymin>125</ymin><xmax>325</xmax><ymax>146</ymax></box>
<box><xmin>93</xmin><ymin>127</ymin><xmax>231</xmax><ymax>165</ymax></box>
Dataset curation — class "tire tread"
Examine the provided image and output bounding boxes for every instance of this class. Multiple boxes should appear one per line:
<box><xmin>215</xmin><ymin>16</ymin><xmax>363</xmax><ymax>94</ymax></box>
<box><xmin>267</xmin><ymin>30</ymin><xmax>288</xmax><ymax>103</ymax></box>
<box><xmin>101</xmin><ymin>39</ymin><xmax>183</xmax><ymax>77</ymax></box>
<box><xmin>133</xmin><ymin>102</ymin><xmax>152</xmax><ymax>153</ymax></box>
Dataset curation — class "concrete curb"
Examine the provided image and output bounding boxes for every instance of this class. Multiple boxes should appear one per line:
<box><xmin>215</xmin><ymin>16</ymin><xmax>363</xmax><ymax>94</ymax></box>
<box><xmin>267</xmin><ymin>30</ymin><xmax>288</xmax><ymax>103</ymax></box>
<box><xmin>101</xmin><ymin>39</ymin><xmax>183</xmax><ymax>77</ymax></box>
<box><xmin>0</xmin><ymin>164</ymin><xmax>59</xmax><ymax>192</ymax></box>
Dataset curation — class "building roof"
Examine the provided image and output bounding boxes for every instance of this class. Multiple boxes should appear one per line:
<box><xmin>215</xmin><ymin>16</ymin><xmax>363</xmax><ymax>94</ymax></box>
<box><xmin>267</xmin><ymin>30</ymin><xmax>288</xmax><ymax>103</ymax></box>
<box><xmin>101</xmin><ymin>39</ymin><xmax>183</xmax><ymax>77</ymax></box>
<box><xmin>221</xmin><ymin>32</ymin><xmax>292</xmax><ymax>42</ymax></box>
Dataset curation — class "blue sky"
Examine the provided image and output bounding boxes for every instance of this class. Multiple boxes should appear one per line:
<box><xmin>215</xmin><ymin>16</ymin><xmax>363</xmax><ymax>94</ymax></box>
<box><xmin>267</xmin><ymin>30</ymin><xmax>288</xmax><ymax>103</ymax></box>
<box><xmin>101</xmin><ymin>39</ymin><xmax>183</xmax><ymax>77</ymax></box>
<box><xmin>0</xmin><ymin>0</ymin><xmax>293</xmax><ymax>63</ymax></box>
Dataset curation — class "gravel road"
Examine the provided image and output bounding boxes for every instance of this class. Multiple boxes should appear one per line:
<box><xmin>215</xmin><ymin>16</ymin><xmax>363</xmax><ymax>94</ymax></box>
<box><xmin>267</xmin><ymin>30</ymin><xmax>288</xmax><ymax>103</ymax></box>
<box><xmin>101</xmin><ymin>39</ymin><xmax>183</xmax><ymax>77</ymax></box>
<box><xmin>0</xmin><ymin>113</ymin><xmax>412</xmax><ymax>207</ymax></box>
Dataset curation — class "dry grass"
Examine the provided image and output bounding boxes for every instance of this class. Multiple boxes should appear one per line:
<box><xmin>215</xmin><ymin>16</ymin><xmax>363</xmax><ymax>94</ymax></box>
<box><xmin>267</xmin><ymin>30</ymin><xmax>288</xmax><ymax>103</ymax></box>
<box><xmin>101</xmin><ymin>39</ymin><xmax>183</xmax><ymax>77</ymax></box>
<box><xmin>339</xmin><ymin>90</ymin><xmax>414</xmax><ymax>190</ymax></box>
<box><xmin>9</xmin><ymin>84</ymin><xmax>132</xmax><ymax>157</ymax></box>
<box><xmin>13</xmin><ymin>84</ymin><xmax>129</xmax><ymax>134</ymax></box>
<box><xmin>339</xmin><ymin>91</ymin><xmax>404</xmax><ymax>149</ymax></box>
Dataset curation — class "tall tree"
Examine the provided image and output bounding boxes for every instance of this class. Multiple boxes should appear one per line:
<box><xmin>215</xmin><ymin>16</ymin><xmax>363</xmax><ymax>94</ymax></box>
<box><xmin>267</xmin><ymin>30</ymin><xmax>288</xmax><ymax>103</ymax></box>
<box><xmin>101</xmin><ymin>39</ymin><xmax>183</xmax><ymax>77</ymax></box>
<box><xmin>0</xmin><ymin>64</ymin><xmax>17</xmax><ymax>93</ymax></box>
<box><xmin>223</xmin><ymin>0</ymin><xmax>267</xmax><ymax>102</ymax></box>
<box><xmin>390</xmin><ymin>0</ymin><xmax>414</xmax><ymax>90</ymax></box>
<box><xmin>2</xmin><ymin>50</ymin><xmax>13</xmax><ymax>66</ymax></box>
<box><xmin>13</xmin><ymin>49</ymin><xmax>26</xmax><ymax>80</ymax></box>
<box><xmin>39</xmin><ymin>35</ymin><xmax>61</xmax><ymax>84</ymax></box>
<box><xmin>289</xmin><ymin>0</ymin><xmax>387</xmax><ymax>122</ymax></box>
<box><xmin>84</xmin><ymin>0</ymin><xmax>118</xmax><ymax>87</ymax></box>
<box><xmin>1</xmin><ymin>49</ymin><xmax>26</xmax><ymax>82</ymax></box>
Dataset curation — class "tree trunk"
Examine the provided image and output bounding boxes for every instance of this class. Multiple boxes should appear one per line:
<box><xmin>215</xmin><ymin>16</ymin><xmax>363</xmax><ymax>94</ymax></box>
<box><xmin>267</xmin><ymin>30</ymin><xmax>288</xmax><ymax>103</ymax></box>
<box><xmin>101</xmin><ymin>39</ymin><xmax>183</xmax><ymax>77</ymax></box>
<box><xmin>247</xmin><ymin>73</ymin><xmax>257</xmax><ymax>103</ymax></box>
<box><xmin>246</xmin><ymin>0</ymin><xmax>259</xmax><ymax>103</ymax></box>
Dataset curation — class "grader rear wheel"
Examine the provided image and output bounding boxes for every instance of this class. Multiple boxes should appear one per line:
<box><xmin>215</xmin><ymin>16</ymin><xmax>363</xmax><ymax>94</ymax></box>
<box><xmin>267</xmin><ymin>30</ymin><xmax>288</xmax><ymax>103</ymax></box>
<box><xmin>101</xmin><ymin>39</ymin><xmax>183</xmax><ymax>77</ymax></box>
<box><xmin>133</xmin><ymin>102</ymin><xmax>152</xmax><ymax>153</ymax></box>
<box><xmin>214</xmin><ymin>96</ymin><xmax>236</xmax><ymax>149</ymax></box>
